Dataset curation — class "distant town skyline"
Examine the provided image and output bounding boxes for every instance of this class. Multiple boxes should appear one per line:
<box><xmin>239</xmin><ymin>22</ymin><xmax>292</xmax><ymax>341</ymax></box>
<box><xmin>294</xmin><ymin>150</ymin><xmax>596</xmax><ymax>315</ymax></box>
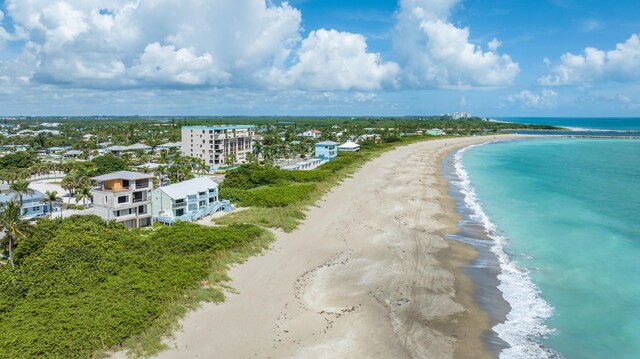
<box><xmin>0</xmin><ymin>0</ymin><xmax>639</xmax><ymax>117</ymax></box>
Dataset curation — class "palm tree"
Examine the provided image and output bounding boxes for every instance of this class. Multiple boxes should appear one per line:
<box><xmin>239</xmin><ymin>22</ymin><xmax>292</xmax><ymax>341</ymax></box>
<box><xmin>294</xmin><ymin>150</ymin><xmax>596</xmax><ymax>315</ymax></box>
<box><xmin>0</xmin><ymin>201</ymin><xmax>30</xmax><ymax>267</ymax></box>
<box><xmin>41</xmin><ymin>190</ymin><xmax>62</xmax><ymax>219</ymax></box>
<box><xmin>10</xmin><ymin>180</ymin><xmax>32</xmax><ymax>215</ymax></box>
<box><xmin>74</xmin><ymin>186</ymin><xmax>93</xmax><ymax>208</ymax></box>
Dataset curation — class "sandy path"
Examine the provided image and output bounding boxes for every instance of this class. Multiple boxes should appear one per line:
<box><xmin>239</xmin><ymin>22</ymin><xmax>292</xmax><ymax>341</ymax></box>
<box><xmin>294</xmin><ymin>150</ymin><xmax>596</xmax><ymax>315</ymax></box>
<box><xmin>156</xmin><ymin>135</ymin><xmax>523</xmax><ymax>359</ymax></box>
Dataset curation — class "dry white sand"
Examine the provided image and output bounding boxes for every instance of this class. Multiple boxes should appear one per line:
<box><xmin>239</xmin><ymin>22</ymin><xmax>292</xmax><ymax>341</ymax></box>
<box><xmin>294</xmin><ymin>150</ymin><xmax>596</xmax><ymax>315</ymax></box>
<box><xmin>155</xmin><ymin>135</ymin><xmax>526</xmax><ymax>359</ymax></box>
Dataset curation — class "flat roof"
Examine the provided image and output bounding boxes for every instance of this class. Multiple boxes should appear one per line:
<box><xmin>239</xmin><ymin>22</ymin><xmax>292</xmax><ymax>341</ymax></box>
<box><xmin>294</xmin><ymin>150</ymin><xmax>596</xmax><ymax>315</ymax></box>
<box><xmin>91</xmin><ymin>171</ymin><xmax>155</xmax><ymax>182</ymax></box>
<box><xmin>182</xmin><ymin>125</ymin><xmax>256</xmax><ymax>130</ymax></box>
<box><xmin>158</xmin><ymin>177</ymin><xmax>218</xmax><ymax>199</ymax></box>
<box><xmin>316</xmin><ymin>141</ymin><xmax>338</xmax><ymax>146</ymax></box>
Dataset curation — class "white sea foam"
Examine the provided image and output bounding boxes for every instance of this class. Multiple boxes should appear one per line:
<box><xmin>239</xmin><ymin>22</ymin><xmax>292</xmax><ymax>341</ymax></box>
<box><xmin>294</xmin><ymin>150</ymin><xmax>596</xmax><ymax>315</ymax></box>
<box><xmin>453</xmin><ymin>144</ymin><xmax>563</xmax><ymax>359</ymax></box>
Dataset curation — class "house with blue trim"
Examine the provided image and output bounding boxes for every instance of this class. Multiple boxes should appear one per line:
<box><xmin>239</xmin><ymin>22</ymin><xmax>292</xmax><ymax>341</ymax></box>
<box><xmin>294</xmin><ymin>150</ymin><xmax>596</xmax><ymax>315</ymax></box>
<box><xmin>315</xmin><ymin>141</ymin><xmax>338</xmax><ymax>161</ymax></box>
<box><xmin>152</xmin><ymin>177</ymin><xmax>230</xmax><ymax>224</ymax></box>
<box><xmin>0</xmin><ymin>190</ymin><xmax>49</xmax><ymax>219</ymax></box>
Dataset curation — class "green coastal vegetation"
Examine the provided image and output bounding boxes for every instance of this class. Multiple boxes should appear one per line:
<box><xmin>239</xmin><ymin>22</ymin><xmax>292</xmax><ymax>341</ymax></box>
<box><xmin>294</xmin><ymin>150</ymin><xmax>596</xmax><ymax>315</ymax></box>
<box><xmin>0</xmin><ymin>216</ymin><xmax>272</xmax><ymax>358</ymax></box>
<box><xmin>0</xmin><ymin>116</ymin><xmax>561</xmax><ymax>358</ymax></box>
<box><xmin>216</xmin><ymin>135</ymin><xmax>430</xmax><ymax>231</ymax></box>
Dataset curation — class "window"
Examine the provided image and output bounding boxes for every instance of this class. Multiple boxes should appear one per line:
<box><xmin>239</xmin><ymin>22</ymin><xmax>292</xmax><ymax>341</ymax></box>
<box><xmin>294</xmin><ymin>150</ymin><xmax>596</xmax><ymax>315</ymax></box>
<box><xmin>33</xmin><ymin>206</ymin><xmax>40</xmax><ymax>211</ymax></box>
<box><xmin>117</xmin><ymin>196</ymin><xmax>128</xmax><ymax>204</ymax></box>
<box><xmin>104</xmin><ymin>195</ymin><xmax>108</xmax><ymax>203</ymax></box>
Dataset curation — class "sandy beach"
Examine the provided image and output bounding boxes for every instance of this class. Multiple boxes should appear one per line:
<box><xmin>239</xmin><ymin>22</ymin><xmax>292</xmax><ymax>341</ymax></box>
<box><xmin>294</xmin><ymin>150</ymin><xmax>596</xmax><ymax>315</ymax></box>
<box><xmin>155</xmin><ymin>135</ymin><xmax>524</xmax><ymax>359</ymax></box>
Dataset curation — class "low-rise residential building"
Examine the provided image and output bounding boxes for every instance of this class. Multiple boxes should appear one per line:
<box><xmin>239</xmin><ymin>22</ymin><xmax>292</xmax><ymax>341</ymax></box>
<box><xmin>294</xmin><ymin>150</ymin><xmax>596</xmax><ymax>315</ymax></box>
<box><xmin>155</xmin><ymin>142</ymin><xmax>181</xmax><ymax>152</ymax></box>
<box><xmin>315</xmin><ymin>141</ymin><xmax>338</xmax><ymax>161</ymax></box>
<box><xmin>105</xmin><ymin>143</ymin><xmax>152</xmax><ymax>155</ymax></box>
<box><xmin>91</xmin><ymin>171</ymin><xmax>154</xmax><ymax>228</ymax></box>
<box><xmin>280</xmin><ymin>158</ymin><xmax>324</xmax><ymax>171</ymax></box>
<box><xmin>337</xmin><ymin>141</ymin><xmax>360</xmax><ymax>152</ymax></box>
<box><xmin>0</xmin><ymin>190</ymin><xmax>48</xmax><ymax>219</ymax></box>
<box><xmin>427</xmin><ymin>128</ymin><xmax>445</xmax><ymax>136</ymax></box>
<box><xmin>65</xmin><ymin>150</ymin><xmax>84</xmax><ymax>158</ymax></box>
<box><xmin>151</xmin><ymin>177</ymin><xmax>220</xmax><ymax>220</ymax></box>
<box><xmin>181</xmin><ymin>125</ymin><xmax>255</xmax><ymax>168</ymax></box>
<box><xmin>301</xmin><ymin>129</ymin><xmax>322</xmax><ymax>139</ymax></box>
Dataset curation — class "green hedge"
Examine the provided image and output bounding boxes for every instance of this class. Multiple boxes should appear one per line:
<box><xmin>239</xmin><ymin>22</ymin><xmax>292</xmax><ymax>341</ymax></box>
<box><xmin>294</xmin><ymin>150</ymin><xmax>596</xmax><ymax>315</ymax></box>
<box><xmin>0</xmin><ymin>216</ymin><xmax>267</xmax><ymax>358</ymax></box>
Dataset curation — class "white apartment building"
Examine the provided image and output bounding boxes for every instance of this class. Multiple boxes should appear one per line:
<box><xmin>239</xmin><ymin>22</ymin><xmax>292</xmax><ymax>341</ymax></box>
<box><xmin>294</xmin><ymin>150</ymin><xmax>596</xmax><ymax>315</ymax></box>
<box><xmin>181</xmin><ymin>125</ymin><xmax>255</xmax><ymax>168</ymax></box>
<box><xmin>91</xmin><ymin>171</ymin><xmax>154</xmax><ymax>228</ymax></box>
<box><xmin>452</xmin><ymin>112</ymin><xmax>471</xmax><ymax>120</ymax></box>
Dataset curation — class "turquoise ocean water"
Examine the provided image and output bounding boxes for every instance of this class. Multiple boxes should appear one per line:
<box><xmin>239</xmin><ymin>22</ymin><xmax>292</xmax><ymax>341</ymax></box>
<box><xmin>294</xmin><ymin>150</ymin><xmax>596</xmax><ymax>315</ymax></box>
<box><xmin>456</xmin><ymin>137</ymin><xmax>640</xmax><ymax>359</ymax></box>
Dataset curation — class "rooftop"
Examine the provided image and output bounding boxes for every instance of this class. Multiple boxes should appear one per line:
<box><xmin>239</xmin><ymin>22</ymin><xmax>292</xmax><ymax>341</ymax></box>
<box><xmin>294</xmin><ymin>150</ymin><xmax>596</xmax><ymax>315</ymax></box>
<box><xmin>157</xmin><ymin>142</ymin><xmax>181</xmax><ymax>148</ymax></box>
<box><xmin>316</xmin><ymin>141</ymin><xmax>338</xmax><ymax>146</ymax></box>
<box><xmin>91</xmin><ymin>171</ymin><xmax>155</xmax><ymax>182</ymax></box>
<box><xmin>158</xmin><ymin>177</ymin><xmax>218</xmax><ymax>200</ymax></box>
<box><xmin>0</xmin><ymin>190</ymin><xmax>45</xmax><ymax>203</ymax></box>
<box><xmin>338</xmin><ymin>141</ymin><xmax>360</xmax><ymax>148</ymax></box>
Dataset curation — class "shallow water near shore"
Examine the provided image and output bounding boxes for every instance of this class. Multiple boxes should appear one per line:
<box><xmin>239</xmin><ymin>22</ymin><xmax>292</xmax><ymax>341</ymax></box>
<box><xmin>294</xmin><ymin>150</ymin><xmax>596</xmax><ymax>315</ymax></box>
<box><xmin>453</xmin><ymin>138</ymin><xmax>640</xmax><ymax>359</ymax></box>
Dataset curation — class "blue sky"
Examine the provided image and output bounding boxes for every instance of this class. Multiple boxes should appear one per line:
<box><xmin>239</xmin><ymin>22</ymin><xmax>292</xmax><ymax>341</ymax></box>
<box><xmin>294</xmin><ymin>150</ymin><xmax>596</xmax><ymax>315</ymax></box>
<box><xmin>0</xmin><ymin>0</ymin><xmax>639</xmax><ymax>117</ymax></box>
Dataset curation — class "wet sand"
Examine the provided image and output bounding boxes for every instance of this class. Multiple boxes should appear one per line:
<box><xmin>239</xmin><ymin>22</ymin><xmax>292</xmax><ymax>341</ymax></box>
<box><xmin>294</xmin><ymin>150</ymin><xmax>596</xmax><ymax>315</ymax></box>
<box><xmin>155</xmin><ymin>135</ymin><xmax>526</xmax><ymax>359</ymax></box>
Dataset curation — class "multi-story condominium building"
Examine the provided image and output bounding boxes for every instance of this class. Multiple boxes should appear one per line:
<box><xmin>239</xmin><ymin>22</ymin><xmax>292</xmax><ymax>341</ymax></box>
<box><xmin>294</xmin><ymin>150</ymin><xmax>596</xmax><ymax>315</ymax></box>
<box><xmin>181</xmin><ymin>125</ymin><xmax>255</xmax><ymax>168</ymax></box>
<box><xmin>0</xmin><ymin>190</ymin><xmax>49</xmax><ymax>219</ymax></box>
<box><xmin>152</xmin><ymin>177</ymin><xmax>222</xmax><ymax>222</ymax></box>
<box><xmin>91</xmin><ymin>171</ymin><xmax>154</xmax><ymax>228</ymax></box>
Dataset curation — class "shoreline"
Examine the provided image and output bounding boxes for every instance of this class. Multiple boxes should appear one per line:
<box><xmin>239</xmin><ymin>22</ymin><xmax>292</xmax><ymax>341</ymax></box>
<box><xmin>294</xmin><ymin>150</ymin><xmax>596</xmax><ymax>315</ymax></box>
<box><xmin>154</xmin><ymin>135</ymin><xmax>531</xmax><ymax>359</ymax></box>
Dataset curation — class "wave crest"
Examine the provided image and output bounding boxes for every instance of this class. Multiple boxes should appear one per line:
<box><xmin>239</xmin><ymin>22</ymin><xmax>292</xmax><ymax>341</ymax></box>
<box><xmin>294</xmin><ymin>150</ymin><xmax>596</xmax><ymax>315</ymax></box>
<box><xmin>453</xmin><ymin>144</ymin><xmax>562</xmax><ymax>359</ymax></box>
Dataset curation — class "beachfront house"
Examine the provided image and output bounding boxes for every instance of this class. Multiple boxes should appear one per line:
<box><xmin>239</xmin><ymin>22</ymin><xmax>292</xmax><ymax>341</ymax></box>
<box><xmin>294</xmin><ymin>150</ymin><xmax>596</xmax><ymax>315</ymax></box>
<box><xmin>152</xmin><ymin>177</ymin><xmax>227</xmax><ymax>223</ymax></box>
<box><xmin>181</xmin><ymin>125</ymin><xmax>255</xmax><ymax>168</ymax></box>
<box><xmin>337</xmin><ymin>141</ymin><xmax>360</xmax><ymax>152</ymax></box>
<box><xmin>0</xmin><ymin>190</ymin><xmax>48</xmax><ymax>219</ymax></box>
<box><xmin>91</xmin><ymin>171</ymin><xmax>154</xmax><ymax>228</ymax></box>
<box><xmin>280</xmin><ymin>158</ymin><xmax>324</xmax><ymax>171</ymax></box>
<box><xmin>427</xmin><ymin>129</ymin><xmax>445</xmax><ymax>136</ymax></box>
<box><xmin>315</xmin><ymin>141</ymin><xmax>338</xmax><ymax>161</ymax></box>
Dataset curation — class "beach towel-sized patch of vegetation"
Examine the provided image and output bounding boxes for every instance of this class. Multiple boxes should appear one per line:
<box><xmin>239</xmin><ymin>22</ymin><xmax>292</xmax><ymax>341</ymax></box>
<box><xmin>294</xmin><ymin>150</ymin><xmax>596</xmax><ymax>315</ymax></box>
<box><xmin>0</xmin><ymin>215</ymin><xmax>273</xmax><ymax>358</ymax></box>
<box><xmin>215</xmin><ymin>135</ymin><xmax>434</xmax><ymax>231</ymax></box>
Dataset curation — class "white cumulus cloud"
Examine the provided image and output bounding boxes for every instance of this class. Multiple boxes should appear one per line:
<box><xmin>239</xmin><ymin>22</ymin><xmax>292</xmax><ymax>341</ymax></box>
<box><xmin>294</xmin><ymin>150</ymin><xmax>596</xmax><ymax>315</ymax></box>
<box><xmin>393</xmin><ymin>0</ymin><xmax>519</xmax><ymax>88</ymax></box>
<box><xmin>503</xmin><ymin>89</ymin><xmax>558</xmax><ymax>108</ymax></box>
<box><xmin>0</xmin><ymin>0</ymin><xmax>400</xmax><ymax>91</ymax></box>
<box><xmin>265</xmin><ymin>29</ymin><xmax>399</xmax><ymax>90</ymax></box>
<box><xmin>130</xmin><ymin>43</ymin><xmax>230</xmax><ymax>86</ymax></box>
<box><xmin>540</xmin><ymin>34</ymin><xmax>640</xmax><ymax>85</ymax></box>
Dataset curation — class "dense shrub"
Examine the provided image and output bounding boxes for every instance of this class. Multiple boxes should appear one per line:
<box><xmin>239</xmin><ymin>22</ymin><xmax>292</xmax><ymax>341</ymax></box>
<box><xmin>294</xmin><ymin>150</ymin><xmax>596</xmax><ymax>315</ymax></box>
<box><xmin>223</xmin><ymin>164</ymin><xmax>328</xmax><ymax>190</ymax></box>
<box><xmin>0</xmin><ymin>216</ymin><xmax>267</xmax><ymax>358</ymax></box>
<box><xmin>241</xmin><ymin>184</ymin><xmax>316</xmax><ymax>207</ymax></box>
<box><xmin>316</xmin><ymin>152</ymin><xmax>365</xmax><ymax>173</ymax></box>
